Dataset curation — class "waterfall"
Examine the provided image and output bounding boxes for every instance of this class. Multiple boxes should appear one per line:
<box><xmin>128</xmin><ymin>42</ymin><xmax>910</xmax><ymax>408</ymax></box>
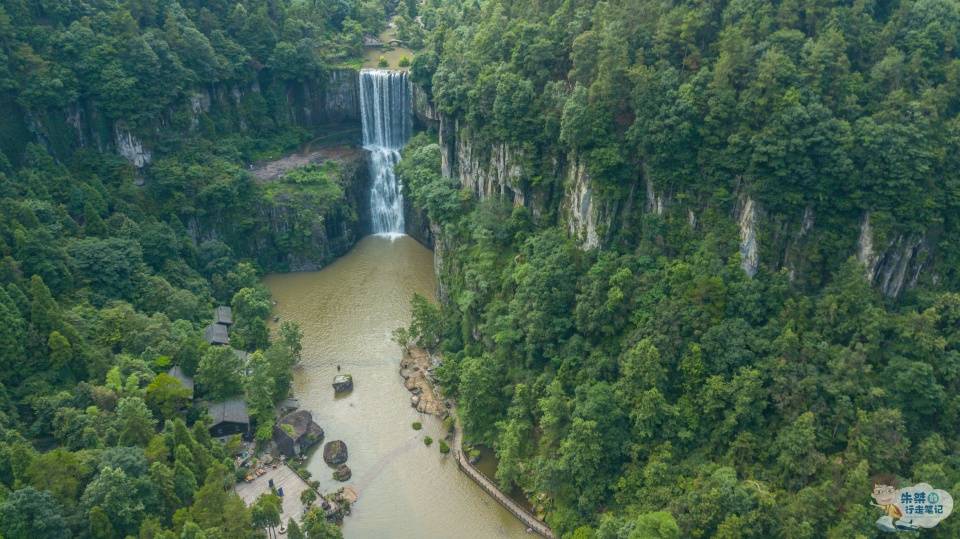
<box><xmin>360</xmin><ymin>69</ymin><xmax>412</xmax><ymax>236</ymax></box>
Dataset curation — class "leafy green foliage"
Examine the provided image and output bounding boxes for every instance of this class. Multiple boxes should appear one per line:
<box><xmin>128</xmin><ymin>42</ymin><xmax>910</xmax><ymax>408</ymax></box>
<box><xmin>0</xmin><ymin>487</ymin><xmax>69</xmax><ymax>539</ymax></box>
<box><xmin>196</xmin><ymin>347</ymin><xmax>244</xmax><ymax>401</ymax></box>
<box><xmin>398</xmin><ymin>5</ymin><xmax>960</xmax><ymax>528</ymax></box>
<box><xmin>0</xmin><ymin>0</ymin><xmax>389</xmax><ymax>133</ymax></box>
<box><xmin>417</xmin><ymin>0</ymin><xmax>960</xmax><ymax>291</ymax></box>
<box><xmin>0</xmin><ymin>3</ymin><xmax>353</xmax><ymax>537</ymax></box>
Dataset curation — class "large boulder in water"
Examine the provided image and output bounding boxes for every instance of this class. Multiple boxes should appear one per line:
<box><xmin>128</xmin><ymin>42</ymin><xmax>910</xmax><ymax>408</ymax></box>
<box><xmin>333</xmin><ymin>374</ymin><xmax>353</xmax><ymax>393</ymax></box>
<box><xmin>324</xmin><ymin>440</ymin><xmax>348</xmax><ymax>465</ymax></box>
<box><xmin>333</xmin><ymin>464</ymin><xmax>352</xmax><ymax>481</ymax></box>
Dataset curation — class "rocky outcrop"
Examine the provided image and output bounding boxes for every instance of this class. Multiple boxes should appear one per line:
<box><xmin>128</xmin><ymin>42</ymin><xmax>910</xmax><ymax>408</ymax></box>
<box><xmin>423</xmin><ymin>103</ymin><xmax>940</xmax><ymax>299</ymax></box>
<box><xmin>732</xmin><ymin>202</ymin><xmax>932</xmax><ymax>296</ymax></box>
<box><xmin>645</xmin><ymin>175</ymin><xmax>668</xmax><ymax>216</ymax></box>
<box><xmin>333</xmin><ymin>374</ymin><xmax>354</xmax><ymax>394</ymax></box>
<box><xmin>431</xmin><ymin>222</ymin><xmax>448</xmax><ymax>302</ymax></box>
<box><xmin>323</xmin><ymin>69</ymin><xmax>362</xmax><ymax>122</ymax></box>
<box><xmin>857</xmin><ymin>213</ymin><xmax>930</xmax><ymax>297</ymax></box>
<box><xmin>273</xmin><ymin>410</ymin><xmax>324</xmax><ymax>458</ymax></box>
<box><xmin>412</xmin><ymin>84</ymin><xmax>439</xmax><ymax>130</ymax></box>
<box><xmin>323</xmin><ymin>440</ymin><xmax>349</xmax><ymax>466</ymax></box>
<box><xmin>564</xmin><ymin>157</ymin><xmax>599</xmax><ymax>249</ymax></box>
<box><xmin>400</xmin><ymin>348</ymin><xmax>445</xmax><ymax>415</ymax></box>
<box><xmin>189</xmin><ymin>91</ymin><xmax>212</xmax><ymax>131</ymax></box>
<box><xmin>2</xmin><ymin>70</ymin><xmax>361</xmax><ymax>168</ymax></box>
<box><xmin>404</xmin><ymin>195</ymin><xmax>434</xmax><ymax>248</ymax></box>
<box><xmin>564</xmin><ymin>159</ymin><xmax>638</xmax><ymax>252</ymax></box>
<box><xmin>322</xmin><ymin>487</ymin><xmax>357</xmax><ymax>523</ymax></box>
<box><xmin>114</xmin><ymin>124</ymin><xmax>152</xmax><ymax>168</ymax></box>
<box><xmin>185</xmin><ymin>145</ymin><xmax>370</xmax><ymax>273</ymax></box>
<box><xmin>438</xmin><ymin>115</ymin><xmax>650</xmax><ymax>253</ymax></box>
<box><xmin>333</xmin><ymin>464</ymin><xmax>352</xmax><ymax>481</ymax></box>
<box><xmin>439</xmin><ymin>115</ymin><xmax>456</xmax><ymax>179</ymax></box>
<box><xmin>455</xmin><ymin>131</ymin><xmax>526</xmax><ymax>206</ymax></box>
<box><xmin>284</xmin><ymin>69</ymin><xmax>360</xmax><ymax>127</ymax></box>
<box><xmin>737</xmin><ymin>196</ymin><xmax>760</xmax><ymax>277</ymax></box>
<box><xmin>262</xmin><ymin>150</ymin><xmax>369</xmax><ymax>272</ymax></box>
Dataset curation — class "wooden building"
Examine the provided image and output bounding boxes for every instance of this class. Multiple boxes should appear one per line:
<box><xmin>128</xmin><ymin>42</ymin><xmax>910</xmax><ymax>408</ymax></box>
<box><xmin>205</xmin><ymin>398</ymin><xmax>250</xmax><ymax>438</ymax></box>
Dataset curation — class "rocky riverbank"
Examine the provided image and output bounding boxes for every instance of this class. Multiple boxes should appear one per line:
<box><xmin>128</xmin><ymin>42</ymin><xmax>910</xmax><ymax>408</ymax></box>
<box><xmin>399</xmin><ymin>347</ymin><xmax>445</xmax><ymax>415</ymax></box>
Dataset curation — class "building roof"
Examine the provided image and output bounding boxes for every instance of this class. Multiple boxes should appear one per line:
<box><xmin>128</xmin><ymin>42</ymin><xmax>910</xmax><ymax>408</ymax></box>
<box><xmin>167</xmin><ymin>366</ymin><xmax>194</xmax><ymax>392</ymax></box>
<box><xmin>215</xmin><ymin>306</ymin><xmax>233</xmax><ymax>326</ymax></box>
<box><xmin>203</xmin><ymin>323</ymin><xmax>229</xmax><ymax>345</ymax></box>
<box><xmin>276</xmin><ymin>409</ymin><xmax>323</xmax><ymax>441</ymax></box>
<box><xmin>205</xmin><ymin>398</ymin><xmax>249</xmax><ymax>425</ymax></box>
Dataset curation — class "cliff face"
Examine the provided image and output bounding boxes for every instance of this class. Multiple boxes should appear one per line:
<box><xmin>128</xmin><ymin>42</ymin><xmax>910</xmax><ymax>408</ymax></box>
<box><xmin>257</xmin><ymin>152</ymin><xmax>371</xmax><ymax>272</ymax></box>
<box><xmin>431</xmin><ymin>107</ymin><xmax>936</xmax><ymax>297</ymax></box>
<box><xmin>281</xmin><ymin>69</ymin><xmax>361</xmax><ymax>128</ymax></box>
<box><xmin>736</xmin><ymin>196</ymin><xmax>760</xmax><ymax>278</ymax></box>
<box><xmin>185</xmin><ymin>148</ymin><xmax>371</xmax><ymax>273</ymax></box>
<box><xmin>436</xmin><ymin>117</ymin><xmax>542</xmax><ymax>212</ymax></box>
<box><xmin>856</xmin><ymin>213</ymin><xmax>931</xmax><ymax>297</ymax></box>
<box><xmin>412</xmin><ymin>84</ymin><xmax>440</xmax><ymax>131</ymax></box>
<box><xmin>2</xmin><ymin>69</ymin><xmax>361</xmax><ymax>169</ymax></box>
<box><xmin>435</xmin><ymin>113</ymin><xmax>646</xmax><ymax>252</ymax></box>
<box><xmin>565</xmin><ymin>158</ymin><xmax>600</xmax><ymax>249</ymax></box>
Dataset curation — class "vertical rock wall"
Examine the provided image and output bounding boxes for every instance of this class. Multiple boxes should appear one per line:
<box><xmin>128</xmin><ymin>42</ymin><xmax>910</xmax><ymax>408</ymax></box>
<box><xmin>5</xmin><ymin>69</ymin><xmax>362</xmax><ymax>169</ymax></box>
<box><xmin>737</xmin><ymin>196</ymin><xmax>760</xmax><ymax>277</ymax></box>
<box><xmin>418</xmin><ymin>100</ymin><xmax>939</xmax><ymax>298</ymax></box>
<box><xmin>565</xmin><ymin>157</ymin><xmax>599</xmax><ymax>249</ymax></box>
<box><xmin>856</xmin><ymin>213</ymin><xmax>930</xmax><ymax>297</ymax></box>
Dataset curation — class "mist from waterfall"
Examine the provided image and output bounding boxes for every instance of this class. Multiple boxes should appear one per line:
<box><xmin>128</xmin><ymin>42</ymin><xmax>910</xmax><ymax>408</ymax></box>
<box><xmin>361</xmin><ymin>69</ymin><xmax>411</xmax><ymax>236</ymax></box>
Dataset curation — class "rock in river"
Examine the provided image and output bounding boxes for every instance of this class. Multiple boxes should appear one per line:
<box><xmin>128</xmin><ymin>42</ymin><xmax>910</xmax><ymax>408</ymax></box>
<box><xmin>324</xmin><ymin>440</ymin><xmax>349</xmax><ymax>465</ymax></box>
<box><xmin>333</xmin><ymin>374</ymin><xmax>354</xmax><ymax>393</ymax></box>
<box><xmin>333</xmin><ymin>464</ymin><xmax>352</xmax><ymax>481</ymax></box>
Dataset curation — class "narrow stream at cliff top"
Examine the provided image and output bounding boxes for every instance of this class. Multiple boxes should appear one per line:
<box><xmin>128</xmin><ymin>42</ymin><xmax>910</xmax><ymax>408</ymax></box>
<box><xmin>264</xmin><ymin>236</ymin><xmax>528</xmax><ymax>538</ymax></box>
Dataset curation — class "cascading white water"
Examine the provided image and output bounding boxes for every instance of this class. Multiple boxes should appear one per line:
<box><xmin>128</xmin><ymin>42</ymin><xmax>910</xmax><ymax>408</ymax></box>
<box><xmin>360</xmin><ymin>69</ymin><xmax>412</xmax><ymax>236</ymax></box>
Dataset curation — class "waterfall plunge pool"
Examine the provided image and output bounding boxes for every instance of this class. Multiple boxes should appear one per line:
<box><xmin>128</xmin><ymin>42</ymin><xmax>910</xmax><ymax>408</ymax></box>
<box><xmin>264</xmin><ymin>236</ymin><xmax>527</xmax><ymax>538</ymax></box>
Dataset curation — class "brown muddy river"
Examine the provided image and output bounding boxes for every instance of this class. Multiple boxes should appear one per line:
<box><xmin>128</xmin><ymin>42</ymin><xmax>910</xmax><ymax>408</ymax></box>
<box><xmin>264</xmin><ymin>235</ymin><xmax>527</xmax><ymax>538</ymax></box>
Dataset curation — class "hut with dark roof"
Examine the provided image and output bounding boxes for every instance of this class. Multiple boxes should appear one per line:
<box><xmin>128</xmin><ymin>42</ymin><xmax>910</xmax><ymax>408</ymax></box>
<box><xmin>205</xmin><ymin>398</ymin><xmax>250</xmax><ymax>438</ymax></box>
<box><xmin>273</xmin><ymin>410</ymin><xmax>324</xmax><ymax>458</ymax></box>
<box><xmin>203</xmin><ymin>323</ymin><xmax>230</xmax><ymax>346</ymax></box>
<box><xmin>215</xmin><ymin>306</ymin><xmax>233</xmax><ymax>326</ymax></box>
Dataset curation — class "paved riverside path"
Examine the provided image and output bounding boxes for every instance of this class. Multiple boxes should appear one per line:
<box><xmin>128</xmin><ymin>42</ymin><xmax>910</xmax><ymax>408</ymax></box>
<box><xmin>452</xmin><ymin>415</ymin><xmax>555</xmax><ymax>538</ymax></box>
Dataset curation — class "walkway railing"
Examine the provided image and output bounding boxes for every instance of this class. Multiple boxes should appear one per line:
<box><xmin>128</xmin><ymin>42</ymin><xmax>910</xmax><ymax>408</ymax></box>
<box><xmin>451</xmin><ymin>416</ymin><xmax>554</xmax><ymax>538</ymax></box>
<box><xmin>454</xmin><ymin>450</ymin><xmax>555</xmax><ymax>538</ymax></box>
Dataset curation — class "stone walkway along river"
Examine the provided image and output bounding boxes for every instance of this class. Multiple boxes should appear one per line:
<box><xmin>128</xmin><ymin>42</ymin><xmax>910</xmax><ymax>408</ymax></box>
<box><xmin>451</xmin><ymin>414</ymin><xmax>555</xmax><ymax>538</ymax></box>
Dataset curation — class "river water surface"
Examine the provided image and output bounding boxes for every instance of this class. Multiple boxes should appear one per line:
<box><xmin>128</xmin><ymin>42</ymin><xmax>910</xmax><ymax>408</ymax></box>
<box><xmin>264</xmin><ymin>235</ymin><xmax>527</xmax><ymax>538</ymax></box>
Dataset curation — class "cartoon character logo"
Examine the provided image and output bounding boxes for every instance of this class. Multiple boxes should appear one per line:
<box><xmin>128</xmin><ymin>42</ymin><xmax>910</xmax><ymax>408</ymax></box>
<box><xmin>872</xmin><ymin>482</ymin><xmax>918</xmax><ymax>532</ymax></box>
<box><xmin>871</xmin><ymin>478</ymin><xmax>954</xmax><ymax>533</ymax></box>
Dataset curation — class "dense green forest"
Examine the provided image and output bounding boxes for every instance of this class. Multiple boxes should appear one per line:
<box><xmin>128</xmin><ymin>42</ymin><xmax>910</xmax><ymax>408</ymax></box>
<box><xmin>2</xmin><ymin>0</ymin><xmax>960</xmax><ymax>537</ymax></box>
<box><xmin>397</xmin><ymin>0</ymin><xmax>960</xmax><ymax>537</ymax></box>
<box><xmin>0</xmin><ymin>1</ymin><xmax>389</xmax><ymax>538</ymax></box>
